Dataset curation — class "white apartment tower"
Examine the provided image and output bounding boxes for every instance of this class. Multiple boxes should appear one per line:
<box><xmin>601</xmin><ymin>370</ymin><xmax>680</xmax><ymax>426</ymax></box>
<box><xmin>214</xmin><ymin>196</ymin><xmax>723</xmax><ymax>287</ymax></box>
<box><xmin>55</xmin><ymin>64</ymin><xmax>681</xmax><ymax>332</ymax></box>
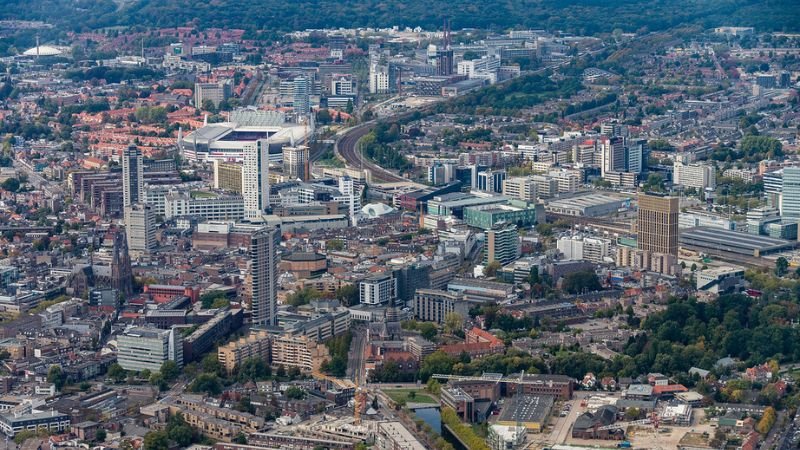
<box><xmin>243</xmin><ymin>138</ymin><xmax>270</xmax><ymax>220</ymax></box>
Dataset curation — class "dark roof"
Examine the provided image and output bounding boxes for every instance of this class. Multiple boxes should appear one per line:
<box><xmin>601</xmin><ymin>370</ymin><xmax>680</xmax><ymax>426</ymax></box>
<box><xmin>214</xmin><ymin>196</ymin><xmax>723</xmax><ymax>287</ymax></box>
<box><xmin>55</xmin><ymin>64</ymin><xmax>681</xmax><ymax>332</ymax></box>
<box><xmin>573</xmin><ymin>405</ymin><xmax>618</xmax><ymax>431</ymax></box>
<box><xmin>284</xmin><ymin>252</ymin><xmax>326</xmax><ymax>262</ymax></box>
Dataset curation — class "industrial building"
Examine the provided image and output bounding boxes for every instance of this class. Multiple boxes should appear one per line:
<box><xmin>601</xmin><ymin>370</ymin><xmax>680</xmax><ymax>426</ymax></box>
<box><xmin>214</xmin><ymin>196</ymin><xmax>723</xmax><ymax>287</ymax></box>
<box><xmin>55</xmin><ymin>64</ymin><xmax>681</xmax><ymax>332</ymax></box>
<box><xmin>545</xmin><ymin>193</ymin><xmax>630</xmax><ymax>217</ymax></box>
<box><xmin>680</xmin><ymin>227</ymin><xmax>796</xmax><ymax>257</ymax></box>
<box><xmin>495</xmin><ymin>395</ymin><xmax>554</xmax><ymax>432</ymax></box>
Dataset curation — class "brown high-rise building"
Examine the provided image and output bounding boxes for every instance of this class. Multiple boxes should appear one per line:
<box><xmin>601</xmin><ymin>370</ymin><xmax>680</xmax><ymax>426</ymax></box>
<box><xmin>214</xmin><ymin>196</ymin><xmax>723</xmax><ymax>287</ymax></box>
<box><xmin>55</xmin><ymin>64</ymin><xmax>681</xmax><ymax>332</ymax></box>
<box><xmin>637</xmin><ymin>193</ymin><xmax>679</xmax><ymax>256</ymax></box>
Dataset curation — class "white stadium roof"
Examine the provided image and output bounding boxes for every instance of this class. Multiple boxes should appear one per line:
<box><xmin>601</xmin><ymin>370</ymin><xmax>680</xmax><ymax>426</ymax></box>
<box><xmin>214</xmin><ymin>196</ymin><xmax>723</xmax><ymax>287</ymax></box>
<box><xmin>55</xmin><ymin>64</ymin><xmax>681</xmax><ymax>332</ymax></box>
<box><xmin>22</xmin><ymin>45</ymin><xmax>63</xmax><ymax>57</ymax></box>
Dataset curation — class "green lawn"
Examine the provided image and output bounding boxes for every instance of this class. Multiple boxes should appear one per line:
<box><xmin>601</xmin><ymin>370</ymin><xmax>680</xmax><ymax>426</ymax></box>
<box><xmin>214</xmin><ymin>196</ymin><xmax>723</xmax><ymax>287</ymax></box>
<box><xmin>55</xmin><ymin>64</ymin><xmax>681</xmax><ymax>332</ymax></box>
<box><xmin>383</xmin><ymin>389</ymin><xmax>437</xmax><ymax>404</ymax></box>
<box><xmin>190</xmin><ymin>191</ymin><xmax>218</xmax><ymax>199</ymax></box>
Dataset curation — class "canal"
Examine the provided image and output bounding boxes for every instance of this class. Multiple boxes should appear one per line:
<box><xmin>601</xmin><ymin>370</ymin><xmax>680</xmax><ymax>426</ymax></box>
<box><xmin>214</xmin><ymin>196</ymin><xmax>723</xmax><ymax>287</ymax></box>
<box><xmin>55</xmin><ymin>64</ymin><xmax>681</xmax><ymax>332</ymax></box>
<box><xmin>413</xmin><ymin>407</ymin><xmax>467</xmax><ymax>450</ymax></box>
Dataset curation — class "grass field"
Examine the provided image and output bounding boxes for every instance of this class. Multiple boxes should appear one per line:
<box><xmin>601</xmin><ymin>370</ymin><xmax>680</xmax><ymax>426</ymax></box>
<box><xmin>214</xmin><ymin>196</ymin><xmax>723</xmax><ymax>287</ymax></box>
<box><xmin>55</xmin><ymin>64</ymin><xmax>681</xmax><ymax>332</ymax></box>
<box><xmin>383</xmin><ymin>389</ymin><xmax>437</xmax><ymax>404</ymax></box>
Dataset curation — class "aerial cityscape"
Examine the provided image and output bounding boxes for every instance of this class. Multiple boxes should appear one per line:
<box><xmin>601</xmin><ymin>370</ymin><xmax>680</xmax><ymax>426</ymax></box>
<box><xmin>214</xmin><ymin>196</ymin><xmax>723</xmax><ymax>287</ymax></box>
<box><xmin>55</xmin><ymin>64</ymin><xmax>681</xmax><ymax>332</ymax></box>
<box><xmin>0</xmin><ymin>1</ymin><xmax>798</xmax><ymax>450</ymax></box>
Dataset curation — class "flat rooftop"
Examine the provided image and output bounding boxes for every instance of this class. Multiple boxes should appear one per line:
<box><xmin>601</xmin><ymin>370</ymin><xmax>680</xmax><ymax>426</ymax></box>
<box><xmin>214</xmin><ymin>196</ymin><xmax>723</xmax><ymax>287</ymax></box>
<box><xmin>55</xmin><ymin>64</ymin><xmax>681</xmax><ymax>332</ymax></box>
<box><xmin>547</xmin><ymin>193</ymin><xmax>627</xmax><ymax>209</ymax></box>
<box><xmin>497</xmin><ymin>395</ymin><xmax>554</xmax><ymax>424</ymax></box>
<box><xmin>680</xmin><ymin>227</ymin><xmax>796</xmax><ymax>255</ymax></box>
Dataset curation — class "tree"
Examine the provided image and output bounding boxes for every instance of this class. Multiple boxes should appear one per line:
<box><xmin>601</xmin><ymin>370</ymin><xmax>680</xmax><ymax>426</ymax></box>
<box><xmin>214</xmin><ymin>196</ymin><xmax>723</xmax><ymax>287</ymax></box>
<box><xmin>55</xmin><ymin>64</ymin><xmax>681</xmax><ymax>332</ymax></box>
<box><xmin>1</xmin><ymin>177</ymin><xmax>20</xmax><ymax>193</ymax></box>
<box><xmin>484</xmin><ymin>260</ymin><xmax>502</xmax><ymax>277</ymax></box>
<box><xmin>286</xmin><ymin>287</ymin><xmax>322</xmax><ymax>307</ymax></box>
<box><xmin>335</xmin><ymin>284</ymin><xmax>359</xmax><ymax>306</ymax></box>
<box><xmin>233</xmin><ymin>433</ymin><xmax>247</xmax><ymax>444</ymax></box>
<box><xmin>756</xmin><ymin>406</ymin><xmax>776</xmax><ymax>434</ymax></box>
<box><xmin>237</xmin><ymin>357</ymin><xmax>271</xmax><ymax>382</ymax></box>
<box><xmin>201</xmin><ymin>99</ymin><xmax>217</xmax><ymax>113</ymax></box>
<box><xmin>47</xmin><ymin>365</ymin><xmax>65</xmax><ymax>390</ymax></box>
<box><xmin>420</xmin><ymin>351</ymin><xmax>458</xmax><ymax>382</ymax></box>
<box><xmin>285</xmin><ymin>386</ymin><xmax>307</xmax><ymax>399</ymax></box>
<box><xmin>160</xmin><ymin>360</ymin><xmax>180</xmax><ymax>382</ymax></box>
<box><xmin>107</xmin><ymin>363</ymin><xmax>126</xmax><ymax>383</ymax></box>
<box><xmin>418</xmin><ymin>322</ymin><xmax>438</xmax><ymax>341</ymax></box>
<box><xmin>149</xmin><ymin>372</ymin><xmax>168</xmax><ymax>391</ymax></box>
<box><xmin>188</xmin><ymin>373</ymin><xmax>222</xmax><ymax>395</ymax></box>
<box><xmin>143</xmin><ymin>431</ymin><xmax>169</xmax><ymax>450</ymax></box>
<box><xmin>95</xmin><ymin>429</ymin><xmax>107</xmax><ymax>442</ymax></box>
<box><xmin>426</xmin><ymin>378</ymin><xmax>441</xmax><ymax>395</ymax></box>
<box><xmin>316</xmin><ymin>109</ymin><xmax>332</xmax><ymax>124</ymax></box>
<box><xmin>775</xmin><ymin>257</ymin><xmax>789</xmax><ymax>277</ymax></box>
<box><xmin>444</xmin><ymin>312</ymin><xmax>464</xmax><ymax>335</ymax></box>
<box><xmin>562</xmin><ymin>270</ymin><xmax>602</xmax><ymax>294</ymax></box>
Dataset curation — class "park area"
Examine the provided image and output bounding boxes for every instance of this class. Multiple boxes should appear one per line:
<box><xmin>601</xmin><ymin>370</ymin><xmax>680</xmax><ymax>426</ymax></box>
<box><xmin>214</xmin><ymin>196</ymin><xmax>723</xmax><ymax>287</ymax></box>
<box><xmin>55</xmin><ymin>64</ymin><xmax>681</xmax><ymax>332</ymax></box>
<box><xmin>382</xmin><ymin>388</ymin><xmax>437</xmax><ymax>405</ymax></box>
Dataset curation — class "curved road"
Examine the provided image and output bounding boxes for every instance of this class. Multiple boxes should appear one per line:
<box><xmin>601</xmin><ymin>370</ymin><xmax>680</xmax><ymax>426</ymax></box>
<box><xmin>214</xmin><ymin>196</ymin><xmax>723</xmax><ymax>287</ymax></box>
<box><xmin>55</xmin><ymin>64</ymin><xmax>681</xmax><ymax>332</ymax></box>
<box><xmin>335</xmin><ymin>123</ymin><xmax>409</xmax><ymax>183</ymax></box>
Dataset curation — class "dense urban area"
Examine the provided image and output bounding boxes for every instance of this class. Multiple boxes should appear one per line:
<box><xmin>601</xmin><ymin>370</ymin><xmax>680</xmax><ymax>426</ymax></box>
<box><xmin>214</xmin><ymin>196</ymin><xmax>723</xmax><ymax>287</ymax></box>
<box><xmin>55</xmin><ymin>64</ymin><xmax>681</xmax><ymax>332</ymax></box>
<box><xmin>0</xmin><ymin>2</ymin><xmax>797</xmax><ymax>450</ymax></box>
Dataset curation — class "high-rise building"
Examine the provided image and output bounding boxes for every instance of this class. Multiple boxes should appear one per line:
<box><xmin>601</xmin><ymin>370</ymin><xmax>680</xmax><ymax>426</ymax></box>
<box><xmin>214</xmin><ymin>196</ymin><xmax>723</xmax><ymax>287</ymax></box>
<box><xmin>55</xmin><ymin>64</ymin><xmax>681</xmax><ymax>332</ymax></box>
<box><xmin>283</xmin><ymin>146</ymin><xmax>310</xmax><ymax>181</ymax></box>
<box><xmin>338</xmin><ymin>176</ymin><xmax>358</xmax><ymax>226</ymax></box>
<box><xmin>484</xmin><ymin>224</ymin><xmax>520</xmax><ymax>266</ymax></box>
<box><xmin>243</xmin><ymin>139</ymin><xmax>270</xmax><ymax>220</ymax></box>
<box><xmin>213</xmin><ymin>160</ymin><xmax>243</xmax><ymax>193</ymax></box>
<box><xmin>637</xmin><ymin>193</ymin><xmax>679</xmax><ymax>256</ymax></box>
<box><xmin>125</xmin><ymin>203</ymin><xmax>156</xmax><ymax>253</ymax></box>
<box><xmin>194</xmin><ymin>81</ymin><xmax>232</xmax><ymax>109</ymax></box>
<box><xmin>414</xmin><ymin>289</ymin><xmax>463</xmax><ymax>324</ymax></box>
<box><xmin>117</xmin><ymin>326</ymin><xmax>183</xmax><ymax>372</ymax></box>
<box><xmin>502</xmin><ymin>177</ymin><xmax>538</xmax><ymax>201</ymax></box>
<box><xmin>477</xmin><ymin>170</ymin><xmax>506</xmax><ymax>193</ymax></box>
<box><xmin>246</xmin><ymin>226</ymin><xmax>280</xmax><ymax>327</ymax></box>
<box><xmin>601</xmin><ymin>136</ymin><xmax>626</xmax><ymax>177</ymax></box>
<box><xmin>359</xmin><ymin>274</ymin><xmax>397</xmax><ymax>306</ymax></box>
<box><xmin>674</xmin><ymin>161</ymin><xmax>716</xmax><ymax>190</ymax></box>
<box><xmin>781</xmin><ymin>167</ymin><xmax>800</xmax><ymax>222</ymax></box>
<box><xmin>626</xmin><ymin>139</ymin><xmax>647</xmax><ymax>174</ymax></box>
<box><xmin>293</xmin><ymin>76</ymin><xmax>311</xmax><ymax>115</ymax></box>
<box><xmin>122</xmin><ymin>144</ymin><xmax>143</xmax><ymax>208</ymax></box>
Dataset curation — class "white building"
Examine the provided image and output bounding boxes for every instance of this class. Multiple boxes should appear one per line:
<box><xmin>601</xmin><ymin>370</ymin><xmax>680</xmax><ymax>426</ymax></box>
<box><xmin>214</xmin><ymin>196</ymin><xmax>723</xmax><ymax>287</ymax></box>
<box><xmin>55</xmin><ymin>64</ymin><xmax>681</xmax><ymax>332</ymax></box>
<box><xmin>369</xmin><ymin>65</ymin><xmax>391</xmax><ymax>94</ymax></box>
<box><xmin>163</xmin><ymin>193</ymin><xmax>245</xmax><ymax>221</ymax></box>
<box><xmin>125</xmin><ymin>203</ymin><xmax>156</xmax><ymax>252</ymax></box>
<box><xmin>243</xmin><ymin>138</ymin><xmax>270</xmax><ymax>220</ymax></box>
<box><xmin>359</xmin><ymin>274</ymin><xmax>397</xmax><ymax>306</ymax></box>
<box><xmin>488</xmin><ymin>425</ymin><xmax>527</xmax><ymax>450</ymax></box>
<box><xmin>117</xmin><ymin>327</ymin><xmax>183</xmax><ymax>372</ymax></box>
<box><xmin>502</xmin><ymin>177</ymin><xmax>538</xmax><ymax>202</ymax></box>
<box><xmin>674</xmin><ymin>161</ymin><xmax>716</xmax><ymax>190</ymax></box>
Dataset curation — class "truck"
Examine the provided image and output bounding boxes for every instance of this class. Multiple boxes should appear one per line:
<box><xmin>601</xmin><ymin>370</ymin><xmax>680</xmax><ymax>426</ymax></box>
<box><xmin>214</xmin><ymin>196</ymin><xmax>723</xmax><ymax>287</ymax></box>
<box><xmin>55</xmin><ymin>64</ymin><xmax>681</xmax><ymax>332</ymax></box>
<box><xmin>617</xmin><ymin>441</ymin><xmax>632</xmax><ymax>448</ymax></box>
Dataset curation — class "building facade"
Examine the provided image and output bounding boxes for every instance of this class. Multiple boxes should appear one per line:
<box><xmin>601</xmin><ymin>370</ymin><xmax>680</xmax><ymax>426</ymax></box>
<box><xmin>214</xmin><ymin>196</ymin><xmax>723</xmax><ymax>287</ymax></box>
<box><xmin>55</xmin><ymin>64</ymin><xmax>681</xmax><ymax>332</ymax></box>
<box><xmin>637</xmin><ymin>193</ymin><xmax>679</xmax><ymax>256</ymax></box>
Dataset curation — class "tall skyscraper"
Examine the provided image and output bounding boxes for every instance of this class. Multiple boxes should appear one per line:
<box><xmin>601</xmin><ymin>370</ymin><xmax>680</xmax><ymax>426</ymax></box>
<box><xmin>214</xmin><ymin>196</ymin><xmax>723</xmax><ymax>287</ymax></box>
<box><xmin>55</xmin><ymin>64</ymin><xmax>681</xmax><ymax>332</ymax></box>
<box><xmin>637</xmin><ymin>193</ymin><xmax>679</xmax><ymax>256</ymax></box>
<box><xmin>122</xmin><ymin>144</ymin><xmax>143</xmax><ymax>208</ymax></box>
<box><xmin>125</xmin><ymin>203</ymin><xmax>156</xmax><ymax>253</ymax></box>
<box><xmin>338</xmin><ymin>176</ymin><xmax>358</xmax><ymax>226</ymax></box>
<box><xmin>293</xmin><ymin>76</ymin><xmax>311</xmax><ymax>116</ymax></box>
<box><xmin>484</xmin><ymin>224</ymin><xmax>520</xmax><ymax>266</ymax></box>
<box><xmin>781</xmin><ymin>167</ymin><xmax>800</xmax><ymax>222</ymax></box>
<box><xmin>247</xmin><ymin>226</ymin><xmax>280</xmax><ymax>327</ymax></box>
<box><xmin>601</xmin><ymin>136</ymin><xmax>626</xmax><ymax>177</ymax></box>
<box><xmin>243</xmin><ymin>138</ymin><xmax>270</xmax><ymax>220</ymax></box>
<box><xmin>283</xmin><ymin>145</ymin><xmax>310</xmax><ymax>181</ymax></box>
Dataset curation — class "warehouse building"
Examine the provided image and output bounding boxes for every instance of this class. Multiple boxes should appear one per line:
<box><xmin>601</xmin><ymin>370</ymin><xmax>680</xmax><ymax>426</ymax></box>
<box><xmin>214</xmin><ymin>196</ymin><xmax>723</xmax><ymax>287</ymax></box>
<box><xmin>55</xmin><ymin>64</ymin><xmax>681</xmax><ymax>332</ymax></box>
<box><xmin>680</xmin><ymin>227</ymin><xmax>796</xmax><ymax>257</ymax></box>
<box><xmin>545</xmin><ymin>193</ymin><xmax>630</xmax><ymax>217</ymax></box>
<box><xmin>496</xmin><ymin>395</ymin><xmax>554</xmax><ymax>432</ymax></box>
